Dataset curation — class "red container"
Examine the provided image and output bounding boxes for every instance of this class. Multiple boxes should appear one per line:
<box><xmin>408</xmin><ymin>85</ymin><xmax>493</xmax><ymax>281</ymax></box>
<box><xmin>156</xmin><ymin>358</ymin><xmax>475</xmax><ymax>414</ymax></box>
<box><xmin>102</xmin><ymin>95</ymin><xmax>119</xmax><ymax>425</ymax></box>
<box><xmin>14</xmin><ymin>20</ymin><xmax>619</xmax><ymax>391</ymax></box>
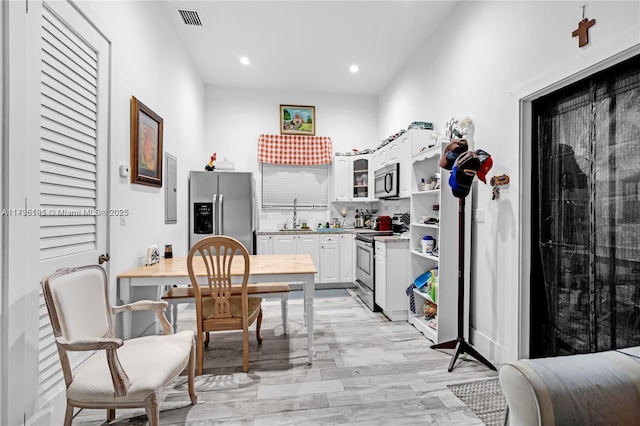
<box><xmin>378</xmin><ymin>215</ymin><xmax>392</xmax><ymax>231</ymax></box>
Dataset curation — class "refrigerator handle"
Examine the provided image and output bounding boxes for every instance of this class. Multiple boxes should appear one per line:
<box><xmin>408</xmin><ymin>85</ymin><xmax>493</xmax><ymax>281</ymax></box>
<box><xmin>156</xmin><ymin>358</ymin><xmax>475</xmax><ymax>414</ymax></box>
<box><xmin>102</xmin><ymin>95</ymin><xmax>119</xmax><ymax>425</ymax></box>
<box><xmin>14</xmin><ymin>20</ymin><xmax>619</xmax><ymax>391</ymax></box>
<box><xmin>212</xmin><ymin>194</ymin><xmax>218</xmax><ymax>235</ymax></box>
<box><xmin>219</xmin><ymin>194</ymin><xmax>224</xmax><ymax>235</ymax></box>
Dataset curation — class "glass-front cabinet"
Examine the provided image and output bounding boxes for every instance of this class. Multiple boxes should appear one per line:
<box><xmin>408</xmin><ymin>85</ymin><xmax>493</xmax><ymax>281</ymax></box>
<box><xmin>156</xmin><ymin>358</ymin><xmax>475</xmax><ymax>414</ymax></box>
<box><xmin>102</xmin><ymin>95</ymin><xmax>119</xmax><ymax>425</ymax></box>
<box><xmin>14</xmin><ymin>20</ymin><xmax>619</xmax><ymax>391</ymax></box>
<box><xmin>352</xmin><ymin>156</ymin><xmax>371</xmax><ymax>200</ymax></box>
<box><xmin>333</xmin><ymin>153</ymin><xmax>373</xmax><ymax>202</ymax></box>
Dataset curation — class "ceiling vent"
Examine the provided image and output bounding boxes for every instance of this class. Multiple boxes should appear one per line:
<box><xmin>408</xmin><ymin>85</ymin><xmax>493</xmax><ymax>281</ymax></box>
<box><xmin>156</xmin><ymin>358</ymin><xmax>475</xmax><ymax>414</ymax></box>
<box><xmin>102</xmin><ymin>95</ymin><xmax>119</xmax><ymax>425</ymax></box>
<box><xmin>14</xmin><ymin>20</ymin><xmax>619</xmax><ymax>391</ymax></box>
<box><xmin>178</xmin><ymin>9</ymin><xmax>202</xmax><ymax>26</ymax></box>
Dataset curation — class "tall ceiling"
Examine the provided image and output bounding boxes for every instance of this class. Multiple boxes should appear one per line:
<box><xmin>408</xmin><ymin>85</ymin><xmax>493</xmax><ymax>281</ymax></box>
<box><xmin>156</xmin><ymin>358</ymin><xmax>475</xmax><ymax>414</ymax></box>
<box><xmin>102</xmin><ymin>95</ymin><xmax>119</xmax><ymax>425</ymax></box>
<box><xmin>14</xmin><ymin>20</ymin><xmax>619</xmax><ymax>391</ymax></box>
<box><xmin>159</xmin><ymin>1</ymin><xmax>459</xmax><ymax>96</ymax></box>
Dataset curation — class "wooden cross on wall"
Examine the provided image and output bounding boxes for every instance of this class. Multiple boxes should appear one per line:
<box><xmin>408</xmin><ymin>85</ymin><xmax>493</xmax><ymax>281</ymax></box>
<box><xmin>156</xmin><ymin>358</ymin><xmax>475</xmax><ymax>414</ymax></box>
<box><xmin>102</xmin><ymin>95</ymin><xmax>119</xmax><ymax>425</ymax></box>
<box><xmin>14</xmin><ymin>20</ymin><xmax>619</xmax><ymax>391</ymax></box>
<box><xmin>572</xmin><ymin>5</ymin><xmax>595</xmax><ymax>48</ymax></box>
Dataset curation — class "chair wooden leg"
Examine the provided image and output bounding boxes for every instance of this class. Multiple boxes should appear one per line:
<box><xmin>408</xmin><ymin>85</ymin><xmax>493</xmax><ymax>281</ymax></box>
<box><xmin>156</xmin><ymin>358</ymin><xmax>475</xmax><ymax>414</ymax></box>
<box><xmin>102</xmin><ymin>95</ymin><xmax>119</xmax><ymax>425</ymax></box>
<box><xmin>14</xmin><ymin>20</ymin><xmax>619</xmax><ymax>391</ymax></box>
<box><xmin>107</xmin><ymin>408</ymin><xmax>116</xmax><ymax>422</ymax></box>
<box><xmin>188</xmin><ymin>339</ymin><xmax>198</xmax><ymax>404</ymax></box>
<box><xmin>242</xmin><ymin>323</ymin><xmax>249</xmax><ymax>372</ymax></box>
<box><xmin>196</xmin><ymin>330</ymin><xmax>205</xmax><ymax>376</ymax></box>
<box><xmin>63</xmin><ymin>402</ymin><xmax>73</xmax><ymax>426</ymax></box>
<box><xmin>145</xmin><ymin>393</ymin><xmax>160</xmax><ymax>426</ymax></box>
<box><xmin>204</xmin><ymin>331</ymin><xmax>210</xmax><ymax>348</ymax></box>
<box><xmin>256</xmin><ymin>308</ymin><xmax>263</xmax><ymax>344</ymax></box>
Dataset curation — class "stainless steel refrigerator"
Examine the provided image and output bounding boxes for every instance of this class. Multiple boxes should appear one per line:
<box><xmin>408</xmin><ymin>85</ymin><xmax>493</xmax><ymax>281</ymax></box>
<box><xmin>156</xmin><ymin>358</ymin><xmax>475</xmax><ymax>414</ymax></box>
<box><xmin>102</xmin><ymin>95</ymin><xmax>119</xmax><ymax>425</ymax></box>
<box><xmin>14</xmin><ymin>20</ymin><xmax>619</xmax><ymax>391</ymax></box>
<box><xmin>189</xmin><ymin>171</ymin><xmax>256</xmax><ymax>253</ymax></box>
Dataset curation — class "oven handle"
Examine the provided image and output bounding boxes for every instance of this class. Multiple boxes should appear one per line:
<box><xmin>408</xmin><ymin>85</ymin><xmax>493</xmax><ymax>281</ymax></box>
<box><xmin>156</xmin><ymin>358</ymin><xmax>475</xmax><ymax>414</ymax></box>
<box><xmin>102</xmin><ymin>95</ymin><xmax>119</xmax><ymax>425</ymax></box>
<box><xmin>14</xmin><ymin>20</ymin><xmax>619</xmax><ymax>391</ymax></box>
<box><xmin>355</xmin><ymin>239</ymin><xmax>373</xmax><ymax>249</ymax></box>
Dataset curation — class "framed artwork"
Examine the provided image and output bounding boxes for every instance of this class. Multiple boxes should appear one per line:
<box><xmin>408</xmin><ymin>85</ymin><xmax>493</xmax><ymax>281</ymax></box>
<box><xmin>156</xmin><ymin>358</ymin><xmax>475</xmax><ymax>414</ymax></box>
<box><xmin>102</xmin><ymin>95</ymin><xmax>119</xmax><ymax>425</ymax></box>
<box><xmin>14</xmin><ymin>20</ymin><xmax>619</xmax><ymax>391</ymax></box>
<box><xmin>131</xmin><ymin>96</ymin><xmax>163</xmax><ymax>187</ymax></box>
<box><xmin>280</xmin><ymin>104</ymin><xmax>315</xmax><ymax>136</ymax></box>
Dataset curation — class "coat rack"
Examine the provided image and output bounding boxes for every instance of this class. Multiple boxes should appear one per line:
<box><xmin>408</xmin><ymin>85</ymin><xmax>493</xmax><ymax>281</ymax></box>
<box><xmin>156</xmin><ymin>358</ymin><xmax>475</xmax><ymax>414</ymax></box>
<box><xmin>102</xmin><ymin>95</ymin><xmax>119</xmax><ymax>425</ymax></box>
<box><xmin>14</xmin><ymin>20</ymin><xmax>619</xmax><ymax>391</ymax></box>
<box><xmin>432</xmin><ymin>139</ymin><xmax>496</xmax><ymax>372</ymax></box>
<box><xmin>431</xmin><ymin>196</ymin><xmax>496</xmax><ymax>372</ymax></box>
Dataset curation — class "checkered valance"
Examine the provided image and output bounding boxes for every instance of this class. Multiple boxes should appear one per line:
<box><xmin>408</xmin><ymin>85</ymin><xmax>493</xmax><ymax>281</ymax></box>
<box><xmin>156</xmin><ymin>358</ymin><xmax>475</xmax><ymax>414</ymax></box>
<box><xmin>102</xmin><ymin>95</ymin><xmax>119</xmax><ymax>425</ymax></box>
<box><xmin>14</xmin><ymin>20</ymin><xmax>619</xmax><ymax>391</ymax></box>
<box><xmin>258</xmin><ymin>134</ymin><xmax>333</xmax><ymax>165</ymax></box>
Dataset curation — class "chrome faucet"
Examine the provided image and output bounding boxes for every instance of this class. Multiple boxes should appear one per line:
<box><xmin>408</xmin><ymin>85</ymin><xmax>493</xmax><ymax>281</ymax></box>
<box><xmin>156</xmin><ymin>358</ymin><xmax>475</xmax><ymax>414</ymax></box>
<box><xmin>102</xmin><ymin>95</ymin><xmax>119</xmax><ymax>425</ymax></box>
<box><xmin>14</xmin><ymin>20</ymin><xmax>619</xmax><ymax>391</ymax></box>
<box><xmin>292</xmin><ymin>198</ymin><xmax>298</xmax><ymax>229</ymax></box>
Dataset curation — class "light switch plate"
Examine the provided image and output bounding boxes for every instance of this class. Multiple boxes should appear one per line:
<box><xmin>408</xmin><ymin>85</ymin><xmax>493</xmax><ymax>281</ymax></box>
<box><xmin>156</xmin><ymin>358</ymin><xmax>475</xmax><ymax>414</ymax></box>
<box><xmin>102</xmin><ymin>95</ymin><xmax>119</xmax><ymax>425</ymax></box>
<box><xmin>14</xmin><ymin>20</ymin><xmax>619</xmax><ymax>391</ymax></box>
<box><xmin>473</xmin><ymin>208</ymin><xmax>485</xmax><ymax>222</ymax></box>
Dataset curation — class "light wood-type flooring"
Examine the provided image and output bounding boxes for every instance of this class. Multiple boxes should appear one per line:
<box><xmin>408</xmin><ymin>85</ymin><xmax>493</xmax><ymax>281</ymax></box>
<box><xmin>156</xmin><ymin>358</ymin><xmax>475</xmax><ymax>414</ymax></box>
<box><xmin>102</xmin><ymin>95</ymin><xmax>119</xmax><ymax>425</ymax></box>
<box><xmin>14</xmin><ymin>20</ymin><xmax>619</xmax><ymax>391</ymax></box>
<box><xmin>74</xmin><ymin>289</ymin><xmax>498</xmax><ymax>425</ymax></box>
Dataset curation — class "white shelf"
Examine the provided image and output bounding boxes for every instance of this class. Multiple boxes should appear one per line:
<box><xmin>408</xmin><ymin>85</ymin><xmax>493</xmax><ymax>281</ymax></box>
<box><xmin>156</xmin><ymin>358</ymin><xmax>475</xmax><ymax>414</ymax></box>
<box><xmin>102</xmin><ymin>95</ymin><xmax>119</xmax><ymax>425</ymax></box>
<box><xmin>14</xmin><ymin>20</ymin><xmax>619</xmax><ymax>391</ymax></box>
<box><xmin>410</xmin><ymin>250</ymin><xmax>439</xmax><ymax>261</ymax></box>
<box><xmin>413</xmin><ymin>287</ymin><xmax>436</xmax><ymax>305</ymax></box>
<box><xmin>412</xmin><ymin>189</ymin><xmax>440</xmax><ymax>196</ymax></box>
<box><xmin>408</xmin><ymin>313</ymin><xmax>437</xmax><ymax>342</ymax></box>
<box><xmin>409</xmin><ymin>139</ymin><xmax>470</xmax><ymax>345</ymax></box>
<box><xmin>412</xmin><ymin>144</ymin><xmax>441</xmax><ymax>162</ymax></box>
<box><xmin>412</xmin><ymin>222</ymin><xmax>439</xmax><ymax>229</ymax></box>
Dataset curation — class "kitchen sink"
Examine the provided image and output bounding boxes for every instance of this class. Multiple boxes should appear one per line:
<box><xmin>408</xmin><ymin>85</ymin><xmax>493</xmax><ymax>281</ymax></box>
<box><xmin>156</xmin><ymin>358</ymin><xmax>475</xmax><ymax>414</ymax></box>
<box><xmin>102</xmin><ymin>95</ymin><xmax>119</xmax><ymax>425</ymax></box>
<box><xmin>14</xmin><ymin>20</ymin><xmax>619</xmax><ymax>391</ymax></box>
<box><xmin>278</xmin><ymin>228</ymin><xmax>315</xmax><ymax>232</ymax></box>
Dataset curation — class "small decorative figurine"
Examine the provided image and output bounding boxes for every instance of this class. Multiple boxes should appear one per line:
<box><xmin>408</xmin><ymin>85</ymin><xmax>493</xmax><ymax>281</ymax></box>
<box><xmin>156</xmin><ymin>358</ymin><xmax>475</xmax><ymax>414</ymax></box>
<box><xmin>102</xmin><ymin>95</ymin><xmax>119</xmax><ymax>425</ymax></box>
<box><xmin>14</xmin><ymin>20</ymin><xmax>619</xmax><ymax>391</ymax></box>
<box><xmin>205</xmin><ymin>152</ymin><xmax>216</xmax><ymax>171</ymax></box>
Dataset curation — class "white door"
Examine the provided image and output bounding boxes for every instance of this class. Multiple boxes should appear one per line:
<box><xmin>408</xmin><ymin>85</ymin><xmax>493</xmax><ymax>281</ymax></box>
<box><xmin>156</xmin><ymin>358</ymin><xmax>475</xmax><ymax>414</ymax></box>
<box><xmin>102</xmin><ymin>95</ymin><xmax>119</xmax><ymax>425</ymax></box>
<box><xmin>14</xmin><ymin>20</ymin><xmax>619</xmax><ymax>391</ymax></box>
<box><xmin>297</xmin><ymin>235</ymin><xmax>319</xmax><ymax>282</ymax></box>
<box><xmin>256</xmin><ymin>235</ymin><xmax>273</xmax><ymax>255</ymax></box>
<box><xmin>339</xmin><ymin>234</ymin><xmax>354</xmax><ymax>282</ymax></box>
<box><xmin>33</xmin><ymin>1</ymin><xmax>110</xmax><ymax>423</ymax></box>
<box><xmin>319</xmin><ymin>242</ymin><xmax>339</xmax><ymax>283</ymax></box>
<box><xmin>333</xmin><ymin>156</ymin><xmax>350</xmax><ymax>201</ymax></box>
<box><xmin>273</xmin><ymin>235</ymin><xmax>297</xmax><ymax>254</ymax></box>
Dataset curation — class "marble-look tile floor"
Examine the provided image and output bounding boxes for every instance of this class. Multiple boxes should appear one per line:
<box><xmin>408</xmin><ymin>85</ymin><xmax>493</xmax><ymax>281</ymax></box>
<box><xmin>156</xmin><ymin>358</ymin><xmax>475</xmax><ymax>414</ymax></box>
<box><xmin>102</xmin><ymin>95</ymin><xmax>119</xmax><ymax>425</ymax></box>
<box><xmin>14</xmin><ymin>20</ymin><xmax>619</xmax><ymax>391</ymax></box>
<box><xmin>74</xmin><ymin>289</ymin><xmax>498</xmax><ymax>425</ymax></box>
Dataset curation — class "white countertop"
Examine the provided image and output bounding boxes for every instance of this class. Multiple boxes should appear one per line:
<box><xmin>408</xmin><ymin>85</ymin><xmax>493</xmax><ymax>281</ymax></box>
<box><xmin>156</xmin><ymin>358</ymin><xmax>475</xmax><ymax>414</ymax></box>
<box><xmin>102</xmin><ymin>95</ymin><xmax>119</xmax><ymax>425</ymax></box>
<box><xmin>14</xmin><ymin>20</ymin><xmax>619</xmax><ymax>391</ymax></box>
<box><xmin>256</xmin><ymin>229</ymin><xmax>410</xmax><ymax>243</ymax></box>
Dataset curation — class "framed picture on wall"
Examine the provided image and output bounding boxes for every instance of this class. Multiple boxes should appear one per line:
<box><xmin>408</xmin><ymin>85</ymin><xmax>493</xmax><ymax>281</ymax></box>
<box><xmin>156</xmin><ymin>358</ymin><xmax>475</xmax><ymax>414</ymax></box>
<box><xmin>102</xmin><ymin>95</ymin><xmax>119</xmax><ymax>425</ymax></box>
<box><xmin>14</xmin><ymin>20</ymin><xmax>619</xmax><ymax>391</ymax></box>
<box><xmin>130</xmin><ymin>96</ymin><xmax>163</xmax><ymax>187</ymax></box>
<box><xmin>280</xmin><ymin>104</ymin><xmax>315</xmax><ymax>136</ymax></box>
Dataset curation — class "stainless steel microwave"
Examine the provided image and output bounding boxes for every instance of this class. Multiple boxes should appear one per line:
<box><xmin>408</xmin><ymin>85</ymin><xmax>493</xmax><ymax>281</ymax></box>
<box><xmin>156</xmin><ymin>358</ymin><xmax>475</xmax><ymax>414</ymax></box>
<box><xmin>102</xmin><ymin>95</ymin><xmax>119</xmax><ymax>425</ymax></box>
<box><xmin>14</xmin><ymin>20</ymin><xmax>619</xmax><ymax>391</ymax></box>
<box><xmin>374</xmin><ymin>163</ymin><xmax>399</xmax><ymax>199</ymax></box>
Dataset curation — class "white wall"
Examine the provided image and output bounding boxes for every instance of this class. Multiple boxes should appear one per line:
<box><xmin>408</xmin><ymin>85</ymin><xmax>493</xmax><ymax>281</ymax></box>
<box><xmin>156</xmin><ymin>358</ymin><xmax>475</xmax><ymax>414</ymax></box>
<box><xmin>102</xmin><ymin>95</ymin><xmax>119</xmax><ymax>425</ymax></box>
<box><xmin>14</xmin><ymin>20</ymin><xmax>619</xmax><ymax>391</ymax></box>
<box><xmin>79</xmin><ymin>1</ymin><xmax>206</xmax><ymax>273</ymax></box>
<box><xmin>0</xmin><ymin>2</ymin><xmax>4</xmax><ymax>421</ymax></box>
<box><xmin>378</xmin><ymin>0</ymin><xmax>640</xmax><ymax>363</ymax></box>
<box><xmin>2</xmin><ymin>1</ymin><xmax>207</xmax><ymax>423</ymax></box>
<box><xmin>204</xmin><ymin>86</ymin><xmax>378</xmax><ymax>229</ymax></box>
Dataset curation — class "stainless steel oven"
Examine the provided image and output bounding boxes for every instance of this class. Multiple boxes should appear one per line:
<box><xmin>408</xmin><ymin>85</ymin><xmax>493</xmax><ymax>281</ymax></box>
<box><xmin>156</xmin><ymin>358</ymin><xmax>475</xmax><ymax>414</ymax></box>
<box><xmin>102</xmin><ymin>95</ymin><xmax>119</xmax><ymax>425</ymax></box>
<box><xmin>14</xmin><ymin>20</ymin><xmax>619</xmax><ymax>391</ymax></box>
<box><xmin>354</xmin><ymin>230</ymin><xmax>392</xmax><ymax>311</ymax></box>
<box><xmin>355</xmin><ymin>235</ymin><xmax>375</xmax><ymax>310</ymax></box>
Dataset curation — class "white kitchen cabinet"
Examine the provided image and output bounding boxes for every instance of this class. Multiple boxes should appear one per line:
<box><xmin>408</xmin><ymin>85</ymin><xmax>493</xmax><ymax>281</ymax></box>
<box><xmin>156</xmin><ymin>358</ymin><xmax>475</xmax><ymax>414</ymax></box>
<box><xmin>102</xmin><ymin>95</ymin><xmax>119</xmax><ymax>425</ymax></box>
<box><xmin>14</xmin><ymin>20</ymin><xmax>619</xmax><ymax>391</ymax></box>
<box><xmin>373</xmin><ymin>145</ymin><xmax>387</xmax><ymax>172</ymax></box>
<box><xmin>258</xmin><ymin>232</ymin><xmax>355</xmax><ymax>285</ymax></box>
<box><xmin>398</xmin><ymin>129</ymin><xmax>429</xmax><ymax>198</ymax></box>
<box><xmin>333</xmin><ymin>155</ymin><xmax>350</xmax><ymax>202</ymax></box>
<box><xmin>371</xmin><ymin>129</ymin><xmax>430</xmax><ymax>200</ymax></box>
<box><xmin>408</xmin><ymin>142</ymin><xmax>471</xmax><ymax>343</ymax></box>
<box><xmin>273</xmin><ymin>234</ymin><xmax>320</xmax><ymax>281</ymax></box>
<box><xmin>375</xmin><ymin>240</ymin><xmax>410</xmax><ymax>321</ymax></box>
<box><xmin>256</xmin><ymin>235</ymin><xmax>273</xmax><ymax>255</ymax></box>
<box><xmin>385</xmin><ymin>140</ymin><xmax>400</xmax><ymax>165</ymax></box>
<box><xmin>339</xmin><ymin>233</ymin><xmax>354</xmax><ymax>282</ymax></box>
<box><xmin>332</xmin><ymin>153</ymin><xmax>373</xmax><ymax>202</ymax></box>
<box><xmin>319</xmin><ymin>234</ymin><xmax>339</xmax><ymax>283</ymax></box>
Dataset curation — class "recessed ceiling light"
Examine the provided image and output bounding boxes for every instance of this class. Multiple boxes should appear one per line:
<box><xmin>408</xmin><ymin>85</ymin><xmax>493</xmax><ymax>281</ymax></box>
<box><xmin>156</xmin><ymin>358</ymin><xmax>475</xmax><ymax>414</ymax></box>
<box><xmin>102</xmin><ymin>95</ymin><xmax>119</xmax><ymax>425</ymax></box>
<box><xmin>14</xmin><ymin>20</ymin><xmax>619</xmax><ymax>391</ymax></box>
<box><xmin>349</xmin><ymin>64</ymin><xmax>359</xmax><ymax>73</ymax></box>
<box><xmin>240</xmin><ymin>56</ymin><xmax>250</xmax><ymax>66</ymax></box>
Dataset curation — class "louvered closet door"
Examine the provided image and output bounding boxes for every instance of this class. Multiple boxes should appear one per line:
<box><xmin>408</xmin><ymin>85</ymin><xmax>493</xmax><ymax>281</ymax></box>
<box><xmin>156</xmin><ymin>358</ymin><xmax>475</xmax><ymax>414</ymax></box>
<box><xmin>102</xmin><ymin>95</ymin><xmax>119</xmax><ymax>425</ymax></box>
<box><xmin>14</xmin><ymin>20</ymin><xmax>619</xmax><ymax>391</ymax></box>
<box><xmin>36</xmin><ymin>0</ymin><xmax>110</xmax><ymax>411</ymax></box>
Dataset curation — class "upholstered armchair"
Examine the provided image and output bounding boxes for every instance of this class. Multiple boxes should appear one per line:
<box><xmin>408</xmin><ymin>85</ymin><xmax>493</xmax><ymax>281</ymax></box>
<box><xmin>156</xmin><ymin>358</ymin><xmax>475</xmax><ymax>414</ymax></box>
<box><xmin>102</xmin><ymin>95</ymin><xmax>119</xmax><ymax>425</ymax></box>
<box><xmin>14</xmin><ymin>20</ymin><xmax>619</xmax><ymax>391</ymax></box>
<box><xmin>41</xmin><ymin>265</ymin><xmax>197</xmax><ymax>426</ymax></box>
<box><xmin>499</xmin><ymin>347</ymin><xmax>640</xmax><ymax>425</ymax></box>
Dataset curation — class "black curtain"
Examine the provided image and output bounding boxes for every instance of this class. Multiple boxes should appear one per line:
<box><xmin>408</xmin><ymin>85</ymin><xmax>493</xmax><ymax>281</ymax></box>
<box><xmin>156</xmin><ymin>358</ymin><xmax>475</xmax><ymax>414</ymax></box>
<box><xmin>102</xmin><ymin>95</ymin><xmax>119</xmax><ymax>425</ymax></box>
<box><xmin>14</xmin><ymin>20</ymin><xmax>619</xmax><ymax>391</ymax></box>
<box><xmin>531</xmin><ymin>54</ymin><xmax>640</xmax><ymax>358</ymax></box>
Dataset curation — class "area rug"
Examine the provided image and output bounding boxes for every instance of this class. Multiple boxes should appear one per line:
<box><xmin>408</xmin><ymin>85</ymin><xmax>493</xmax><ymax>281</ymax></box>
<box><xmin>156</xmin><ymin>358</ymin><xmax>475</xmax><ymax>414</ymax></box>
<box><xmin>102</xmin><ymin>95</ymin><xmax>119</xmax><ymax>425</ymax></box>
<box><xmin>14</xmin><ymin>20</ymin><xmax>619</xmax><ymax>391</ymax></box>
<box><xmin>448</xmin><ymin>378</ymin><xmax>507</xmax><ymax>426</ymax></box>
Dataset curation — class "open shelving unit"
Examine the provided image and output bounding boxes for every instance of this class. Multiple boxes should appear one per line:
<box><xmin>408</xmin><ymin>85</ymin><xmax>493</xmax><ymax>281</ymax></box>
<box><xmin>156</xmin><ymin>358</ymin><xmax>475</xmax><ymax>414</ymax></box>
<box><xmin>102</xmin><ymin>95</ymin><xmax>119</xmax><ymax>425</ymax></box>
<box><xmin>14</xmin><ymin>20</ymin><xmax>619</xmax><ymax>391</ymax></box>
<box><xmin>407</xmin><ymin>142</ymin><xmax>471</xmax><ymax>344</ymax></box>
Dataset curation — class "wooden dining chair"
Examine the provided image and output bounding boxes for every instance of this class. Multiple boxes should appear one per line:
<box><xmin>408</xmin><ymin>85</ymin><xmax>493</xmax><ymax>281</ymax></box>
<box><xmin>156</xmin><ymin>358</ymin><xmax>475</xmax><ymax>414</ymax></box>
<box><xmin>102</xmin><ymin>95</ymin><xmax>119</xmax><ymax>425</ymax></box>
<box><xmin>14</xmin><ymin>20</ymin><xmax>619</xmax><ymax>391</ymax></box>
<box><xmin>187</xmin><ymin>236</ymin><xmax>263</xmax><ymax>375</ymax></box>
<box><xmin>41</xmin><ymin>265</ymin><xmax>197</xmax><ymax>426</ymax></box>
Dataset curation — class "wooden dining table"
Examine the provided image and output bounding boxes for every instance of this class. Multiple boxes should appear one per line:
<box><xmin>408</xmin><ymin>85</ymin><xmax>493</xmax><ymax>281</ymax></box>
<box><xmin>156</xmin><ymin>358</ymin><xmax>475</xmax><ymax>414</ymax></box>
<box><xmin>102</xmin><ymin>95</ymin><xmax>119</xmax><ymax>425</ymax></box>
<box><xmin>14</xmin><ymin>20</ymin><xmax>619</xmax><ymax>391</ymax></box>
<box><xmin>117</xmin><ymin>254</ymin><xmax>318</xmax><ymax>364</ymax></box>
